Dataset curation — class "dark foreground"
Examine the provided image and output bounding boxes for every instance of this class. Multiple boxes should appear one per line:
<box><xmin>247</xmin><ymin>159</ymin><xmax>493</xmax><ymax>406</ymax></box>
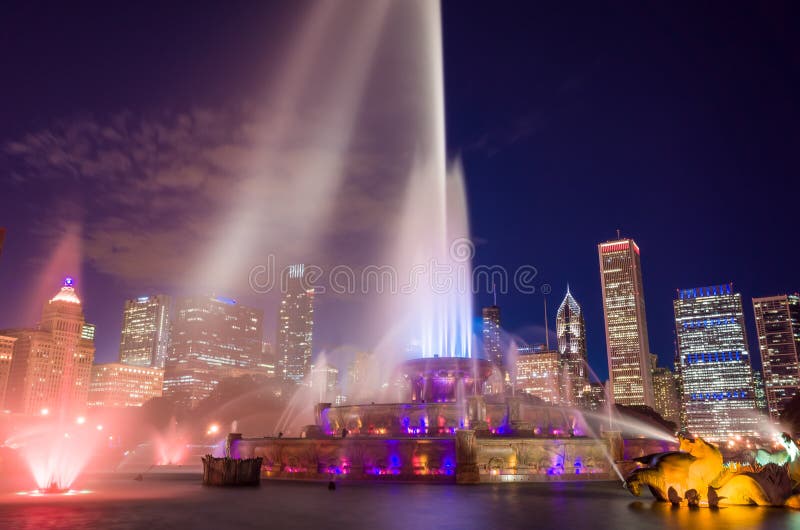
<box><xmin>1</xmin><ymin>474</ymin><xmax>798</xmax><ymax>530</ymax></box>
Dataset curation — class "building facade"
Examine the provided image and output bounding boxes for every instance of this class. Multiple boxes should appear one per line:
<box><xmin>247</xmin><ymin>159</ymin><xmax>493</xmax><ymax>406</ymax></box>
<box><xmin>753</xmin><ymin>294</ymin><xmax>800</xmax><ymax>421</ymax></box>
<box><xmin>598</xmin><ymin>238</ymin><xmax>654</xmax><ymax>407</ymax></box>
<box><xmin>278</xmin><ymin>264</ymin><xmax>315</xmax><ymax>383</ymax></box>
<box><xmin>0</xmin><ymin>335</ymin><xmax>15</xmax><ymax>409</ymax></box>
<box><xmin>556</xmin><ymin>287</ymin><xmax>588</xmax><ymax>405</ymax></box>
<box><xmin>515</xmin><ymin>350</ymin><xmax>562</xmax><ymax>404</ymax></box>
<box><xmin>119</xmin><ymin>295</ymin><xmax>171</xmax><ymax>368</ymax></box>
<box><xmin>164</xmin><ymin>295</ymin><xmax>263</xmax><ymax>407</ymax></box>
<box><xmin>674</xmin><ymin>284</ymin><xmax>759</xmax><ymax>440</ymax></box>
<box><xmin>651</xmin><ymin>355</ymin><xmax>681</xmax><ymax>428</ymax></box>
<box><xmin>88</xmin><ymin>363</ymin><xmax>164</xmax><ymax>408</ymax></box>
<box><xmin>482</xmin><ymin>305</ymin><xmax>502</xmax><ymax>367</ymax></box>
<box><xmin>1</xmin><ymin>277</ymin><xmax>95</xmax><ymax>416</ymax></box>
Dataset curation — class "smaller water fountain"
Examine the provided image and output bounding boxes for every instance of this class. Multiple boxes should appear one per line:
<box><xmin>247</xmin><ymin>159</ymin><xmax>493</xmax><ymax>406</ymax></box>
<box><xmin>5</xmin><ymin>417</ymin><xmax>100</xmax><ymax>495</ymax></box>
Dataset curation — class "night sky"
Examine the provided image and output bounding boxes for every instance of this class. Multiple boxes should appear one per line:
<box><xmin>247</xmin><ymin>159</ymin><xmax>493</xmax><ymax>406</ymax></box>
<box><xmin>1</xmin><ymin>1</ymin><xmax>799</xmax><ymax>381</ymax></box>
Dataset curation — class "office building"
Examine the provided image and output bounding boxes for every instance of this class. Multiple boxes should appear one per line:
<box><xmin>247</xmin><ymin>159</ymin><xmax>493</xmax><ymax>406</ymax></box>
<box><xmin>278</xmin><ymin>264</ymin><xmax>315</xmax><ymax>383</ymax></box>
<box><xmin>675</xmin><ymin>284</ymin><xmax>759</xmax><ymax>440</ymax></box>
<box><xmin>482</xmin><ymin>305</ymin><xmax>502</xmax><ymax>367</ymax></box>
<box><xmin>119</xmin><ymin>295</ymin><xmax>171</xmax><ymax>367</ymax></box>
<box><xmin>88</xmin><ymin>362</ymin><xmax>164</xmax><ymax>408</ymax></box>
<box><xmin>1</xmin><ymin>277</ymin><xmax>95</xmax><ymax>416</ymax></box>
<box><xmin>556</xmin><ymin>287</ymin><xmax>588</xmax><ymax>405</ymax></box>
<box><xmin>164</xmin><ymin>295</ymin><xmax>263</xmax><ymax>407</ymax></box>
<box><xmin>598</xmin><ymin>238</ymin><xmax>654</xmax><ymax>407</ymax></box>
<box><xmin>753</xmin><ymin>294</ymin><xmax>800</xmax><ymax>421</ymax></box>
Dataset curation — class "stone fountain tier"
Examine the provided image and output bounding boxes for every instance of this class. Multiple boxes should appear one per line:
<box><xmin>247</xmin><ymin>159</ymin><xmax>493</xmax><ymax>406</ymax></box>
<box><xmin>230</xmin><ymin>431</ymin><xmax>618</xmax><ymax>483</ymax></box>
<box><xmin>402</xmin><ymin>357</ymin><xmax>494</xmax><ymax>403</ymax></box>
<box><xmin>316</xmin><ymin>397</ymin><xmax>591</xmax><ymax>437</ymax></box>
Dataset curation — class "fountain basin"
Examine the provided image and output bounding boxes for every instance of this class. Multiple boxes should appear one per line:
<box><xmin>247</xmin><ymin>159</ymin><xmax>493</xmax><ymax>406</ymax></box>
<box><xmin>230</xmin><ymin>430</ymin><xmax>617</xmax><ymax>483</ymax></box>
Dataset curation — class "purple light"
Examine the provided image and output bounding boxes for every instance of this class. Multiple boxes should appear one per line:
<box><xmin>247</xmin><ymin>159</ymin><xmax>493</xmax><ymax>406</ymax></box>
<box><xmin>63</xmin><ymin>276</ymin><xmax>74</xmax><ymax>287</ymax></box>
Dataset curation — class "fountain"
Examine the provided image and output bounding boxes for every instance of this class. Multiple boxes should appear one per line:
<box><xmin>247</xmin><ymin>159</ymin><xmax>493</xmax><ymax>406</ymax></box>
<box><xmin>5</xmin><ymin>417</ymin><xmax>101</xmax><ymax>495</ymax></box>
<box><xmin>206</xmin><ymin>0</ymin><xmax>675</xmax><ymax>487</ymax></box>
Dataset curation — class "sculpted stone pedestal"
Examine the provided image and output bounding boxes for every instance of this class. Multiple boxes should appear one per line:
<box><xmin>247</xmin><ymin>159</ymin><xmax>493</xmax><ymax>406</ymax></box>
<box><xmin>456</xmin><ymin>430</ymin><xmax>480</xmax><ymax>484</ymax></box>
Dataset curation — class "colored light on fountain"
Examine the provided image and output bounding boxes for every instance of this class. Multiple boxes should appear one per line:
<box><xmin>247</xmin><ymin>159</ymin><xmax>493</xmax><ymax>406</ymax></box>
<box><xmin>17</xmin><ymin>489</ymin><xmax>92</xmax><ymax>497</ymax></box>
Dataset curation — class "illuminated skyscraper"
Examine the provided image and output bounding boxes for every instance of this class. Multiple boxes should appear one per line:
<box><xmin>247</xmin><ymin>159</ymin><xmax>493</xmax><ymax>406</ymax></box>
<box><xmin>1</xmin><ymin>277</ymin><xmax>95</xmax><ymax>416</ymax></box>
<box><xmin>651</xmin><ymin>354</ymin><xmax>681</xmax><ymax>428</ymax></box>
<box><xmin>278</xmin><ymin>264</ymin><xmax>315</xmax><ymax>383</ymax></box>
<box><xmin>119</xmin><ymin>295</ymin><xmax>171</xmax><ymax>368</ymax></box>
<box><xmin>598</xmin><ymin>238</ymin><xmax>654</xmax><ymax>407</ymax></box>
<box><xmin>163</xmin><ymin>296</ymin><xmax>263</xmax><ymax>407</ymax></box>
<box><xmin>753</xmin><ymin>294</ymin><xmax>800</xmax><ymax>421</ymax></box>
<box><xmin>515</xmin><ymin>349</ymin><xmax>562</xmax><ymax>404</ymax></box>
<box><xmin>0</xmin><ymin>335</ymin><xmax>15</xmax><ymax>409</ymax></box>
<box><xmin>88</xmin><ymin>363</ymin><xmax>164</xmax><ymax>408</ymax></box>
<box><xmin>675</xmin><ymin>284</ymin><xmax>759</xmax><ymax>440</ymax></box>
<box><xmin>482</xmin><ymin>305</ymin><xmax>502</xmax><ymax>367</ymax></box>
<box><xmin>556</xmin><ymin>287</ymin><xmax>587</xmax><ymax>405</ymax></box>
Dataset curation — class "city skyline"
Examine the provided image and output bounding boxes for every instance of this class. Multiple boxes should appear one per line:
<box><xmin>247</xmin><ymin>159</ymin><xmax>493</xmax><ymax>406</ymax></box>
<box><xmin>1</xmin><ymin>3</ymin><xmax>798</xmax><ymax>383</ymax></box>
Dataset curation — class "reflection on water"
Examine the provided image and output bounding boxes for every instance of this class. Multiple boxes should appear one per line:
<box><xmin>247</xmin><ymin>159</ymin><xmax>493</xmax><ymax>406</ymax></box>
<box><xmin>0</xmin><ymin>478</ymin><xmax>798</xmax><ymax>530</ymax></box>
<box><xmin>628</xmin><ymin>498</ymin><xmax>787</xmax><ymax>529</ymax></box>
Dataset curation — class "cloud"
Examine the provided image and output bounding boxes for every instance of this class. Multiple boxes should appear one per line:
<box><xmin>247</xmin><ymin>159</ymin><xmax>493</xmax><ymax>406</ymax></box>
<box><xmin>3</xmin><ymin>0</ymin><xmax>452</xmax><ymax>300</ymax></box>
<box><xmin>3</xmin><ymin>103</ymin><xmax>416</xmax><ymax>293</ymax></box>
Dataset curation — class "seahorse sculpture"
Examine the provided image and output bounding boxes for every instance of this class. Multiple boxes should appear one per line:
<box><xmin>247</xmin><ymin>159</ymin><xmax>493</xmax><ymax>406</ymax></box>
<box><xmin>626</xmin><ymin>434</ymin><xmax>796</xmax><ymax>507</ymax></box>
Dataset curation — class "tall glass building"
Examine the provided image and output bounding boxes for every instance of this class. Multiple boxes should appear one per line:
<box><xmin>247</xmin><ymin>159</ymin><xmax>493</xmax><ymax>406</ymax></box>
<box><xmin>482</xmin><ymin>305</ymin><xmax>502</xmax><ymax>367</ymax></box>
<box><xmin>556</xmin><ymin>286</ymin><xmax>587</xmax><ymax>405</ymax></box>
<box><xmin>119</xmin><ymin>295</ymin><xmax>171</xmax><ymax>368</ymax></box>
<box><xmin>674</xmin><ymin>284</ymin><xmax>759</xmax><ymax>440</ymax></box>
<box><xmin>598</xmin><ymin>238</ymin><xmax>654</xmax><ymax>407</ymax></box>
<box><xmin>163</xmin><ymin>296</ymin><xmax>263</xmax><ymax>407</ymax></box>
<box><xmin>278</xmin><ymin>264</ymin><xmax>315</xmax><ymax>383</ymax></box>
<box><xmin>753</xmin><ymin>294</ymin><xmax>800</xmax><ymax>421</ymax></box>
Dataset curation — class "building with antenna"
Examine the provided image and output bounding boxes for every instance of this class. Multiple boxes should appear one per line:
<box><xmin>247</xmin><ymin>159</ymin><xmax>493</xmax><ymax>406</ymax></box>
<box><xmin>598</xmin><ymin>237</ymin><xmax>654</xmax><ymax>407</ymax></box>
<box><xmin>556</xmin><ymin>286</ymin><xmax>588</xmax><ymax>406</ymax></box>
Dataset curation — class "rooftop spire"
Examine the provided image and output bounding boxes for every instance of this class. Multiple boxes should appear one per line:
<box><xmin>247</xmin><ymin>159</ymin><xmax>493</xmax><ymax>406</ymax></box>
<box><xmin>50</xmin><ymin>276</ymin><xmax>81</xmax><ymax>304</ymax></box>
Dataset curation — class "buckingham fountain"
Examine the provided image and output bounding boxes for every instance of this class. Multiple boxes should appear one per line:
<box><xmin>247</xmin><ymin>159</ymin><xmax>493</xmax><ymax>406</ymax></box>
<box><xmin>216</xmin><ymin>0</ymin><xmax>660</xmax><ymax>486</ymax></box>
<box><xmin>198</xmin><ymin>0</ymin><xmax>800</xmax><ymax>511</ymax></box>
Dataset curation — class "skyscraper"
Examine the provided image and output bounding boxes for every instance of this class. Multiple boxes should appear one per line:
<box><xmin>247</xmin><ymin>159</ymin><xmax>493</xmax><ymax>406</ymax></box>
<box><xmin>163</xmin><ymin>295</ymin><xmax>263</xmax><ymax>407</ymax></box>
<box><xmin>651</xmin><ymin>354</ymin><xmax>681</xmax><ymax>428</ymax></box>
<box><xmin>753</xmin><ymin>294</ymin><xmax>800</xmax><ymax>421</ymax></box>
<box><xmin>119</xmin><ymin>295</ymin><xmax>171</xmax><ymax>368</ymax></box>
<box><xmin>674</xmin><ymin>284</ymin><xmax>759</xmax><ymax>440</ymax></box>
<box><xmin>482</xmin><ymin>305</ymin><xmax>502</xmax><ymax>367</ymax></box>
<box><xmin>556</xmin><ymin>286</ymin><xmax>587</xmax><ymax>405</ymax></box>
<box><xmin>0</xmin><ymin>335</ymin><xmax>15</xmax><ymax>409</ymax></box>
<box><xmin>278</xmin><ymin>264</ymin><xmax>315</xmax><ymax>383</ymax></box>
<box><xmin>598</xmin><ymin>238</ymin><xmax>654</xmax><ymax>407</ymax></box>
<box><xmin>1</xmin><ymin>277</ymin><xmax>95</xmax><ymax>416</ymax></box>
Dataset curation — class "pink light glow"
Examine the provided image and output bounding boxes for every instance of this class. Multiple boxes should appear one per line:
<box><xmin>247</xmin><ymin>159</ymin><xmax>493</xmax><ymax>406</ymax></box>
<box><xmin>153</xmin><ymin>417</ymin><xmax>188</xmax><ymax>465</ymax></box>
<box><xmin>7</xmin><ymin>420</ymin><xmax>99</xmax><ymax>491</ymax></box>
